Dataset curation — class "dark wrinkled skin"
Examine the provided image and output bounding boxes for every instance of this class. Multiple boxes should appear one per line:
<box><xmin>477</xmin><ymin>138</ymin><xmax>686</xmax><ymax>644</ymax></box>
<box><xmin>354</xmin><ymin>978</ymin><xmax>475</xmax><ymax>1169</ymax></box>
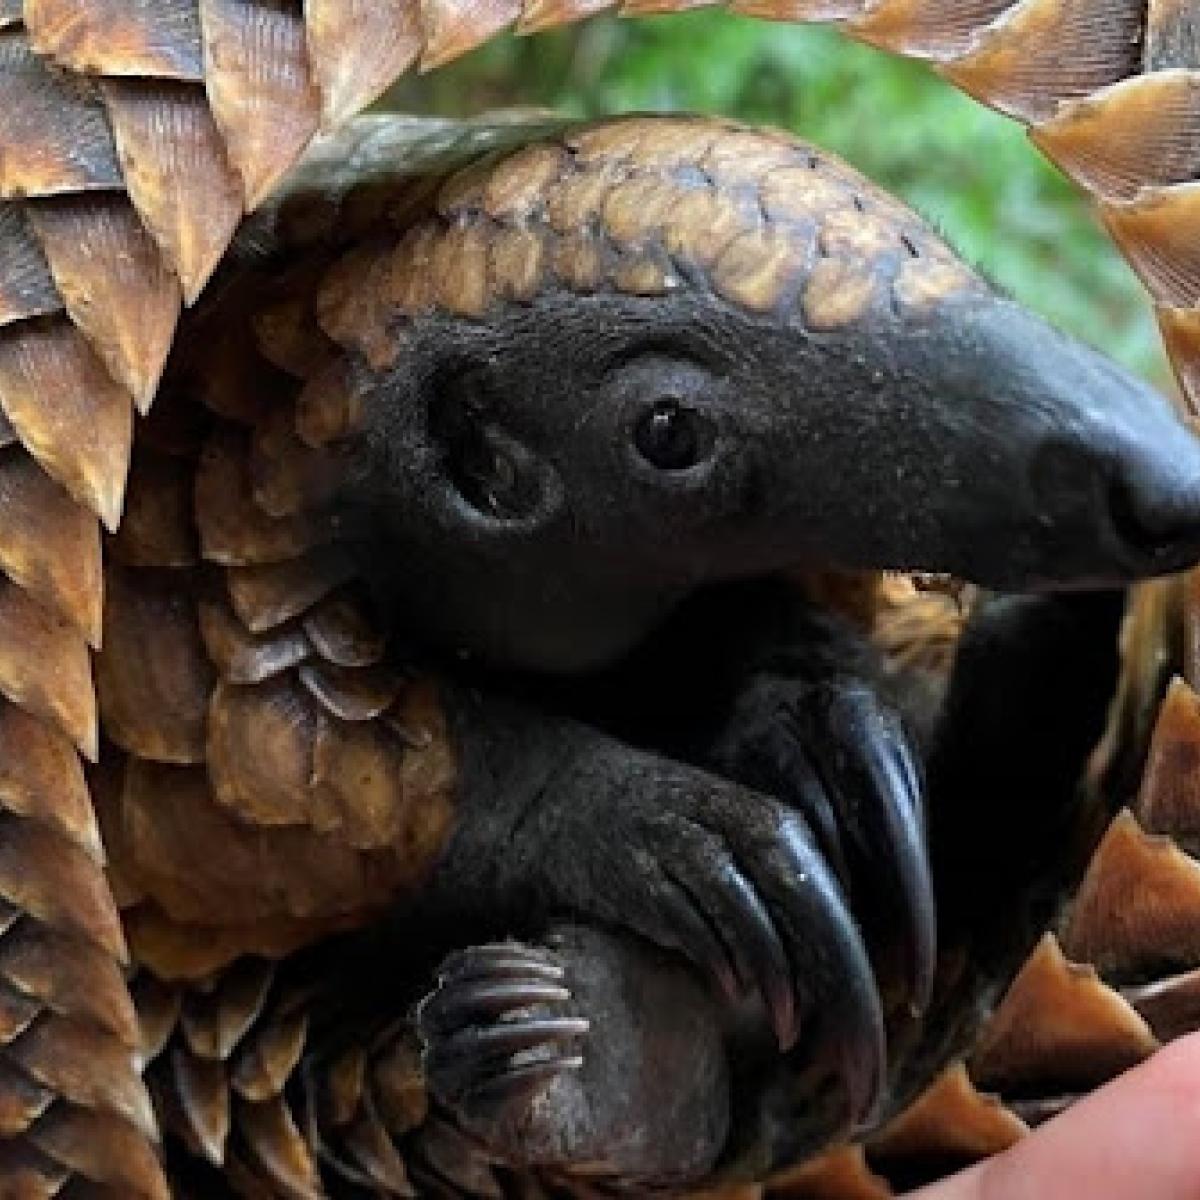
<box><xmin>323</xmin><ymin>283</ymin><xmax>1200</xmax><ymax>1189</ymax></box>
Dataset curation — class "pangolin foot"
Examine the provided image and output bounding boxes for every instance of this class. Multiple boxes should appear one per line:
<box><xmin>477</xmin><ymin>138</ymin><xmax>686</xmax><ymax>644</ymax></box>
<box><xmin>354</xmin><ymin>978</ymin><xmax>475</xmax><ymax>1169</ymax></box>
<box><xmin>417</xmin><ymin>927</ymin><xmax>729</xmax><ymax>1185</ymax></box>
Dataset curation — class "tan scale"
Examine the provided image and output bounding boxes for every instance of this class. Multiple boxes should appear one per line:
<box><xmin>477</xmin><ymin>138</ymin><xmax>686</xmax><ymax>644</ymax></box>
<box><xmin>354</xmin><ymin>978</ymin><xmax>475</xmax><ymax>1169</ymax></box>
<box><xmin>968</xmin><ymin>934</ymin><xmax>1159</xmax><ymax>1095</ymax></box>
<box><xmin>866</xmin><ymin>1063</ymin><xmax>1028</xmax><ymax>1170</ymax></box>
<box><xmin>0</xmin><ymin>0</ymin><xmax>1196</xmax><ymax>1195</ymax></box>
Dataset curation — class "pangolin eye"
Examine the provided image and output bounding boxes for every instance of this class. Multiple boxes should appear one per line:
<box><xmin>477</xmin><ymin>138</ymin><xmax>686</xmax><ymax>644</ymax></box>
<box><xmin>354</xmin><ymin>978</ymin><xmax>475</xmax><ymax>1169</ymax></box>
<box><xmin>633</xmin><ymin>399</ymin><xmax>714</xmax><ymax>471</ymax></box>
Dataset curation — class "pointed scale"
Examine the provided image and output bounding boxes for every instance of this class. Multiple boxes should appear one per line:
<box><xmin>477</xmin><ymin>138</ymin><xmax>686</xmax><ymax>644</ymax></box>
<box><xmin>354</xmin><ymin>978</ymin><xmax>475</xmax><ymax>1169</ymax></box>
<box><xmin>368</xmin><ymin>1033</ymin><xmax>428</xmax><ymax>1137</ymax></box>
<box><xmin>869</xmin><ymin>1063</ymin><xmax>1027</xmax><ymax>1168</ymax></box>
<box><xmin>131</xmin><ymin>974</ymin><xmax>183</xmax><ymax>1068</ymax></box>
<box><xmin>847</xmin><ymin>0</ymin><xmax>1016</xmax><ymax>61</ymax></box>
<box><xmin>0</xmin><ymin>30</ymin><xmax>122</xmax><ymax>198</ymax></box>
<box><xmin>8</xmin><ymin>1013</ymin><xmax>157</xmax><ymax>1141</ymax></box>
<box><xmin>517</xmin><ymin>0</ymin><xmax>613</xmax><ymax>34</ymax></box>
<box><xmin>418</xmin><ymin>0</ymin><xmax>522</xmax><ymax>70</ymax></box>
<box><xmin>1103</xmin><ymin>182</ymin><xmax>1200</xmax><ymax>309</ymax></box>
<box><xmin>0</xmin><ymin>202</ymin><xmax>61</xmax><ymax>327</ymax></box>
<box><xmin>230</xmin><ymin>1007</ymin><xmax>307</xmax><ymax>1102</ymax></box>
<box><xmin>322</xmin><ymin>1046</ymin><xmax>367</xmax><ymax>1130</ymax></box>
<box><xmin>27</xmin><ymin>193</ymin><xmax>181</xmax><ymax>413</ymax></box>
<box><xmin>236</xmin><ymin>1094</ymin><xmax>325</xmax><ymax>1200</ymax></box>
<box><xmin>0</xmin><ymin>317</ymin><xmax>132</xmax><ymax>534</ymax></box>
<box><xmin>0</xmin><ymin>446</ymin><xmax>102</xmax><ymax>647</ymax></box>
<box><xmin>1135</xmin><ymin>675</ymin><xmax>1200</xmax><ymax>850</ymax></box>
<box><xmin>225</xmin><ymin>546</ymin><xmax>355</xmax><ymax>633</ymax></box>
<box><xmin>305</xmin><ymin>0</ymin><xmax>422</xmax><ymax>129</ymax></box>
<box><xmin>336</xmin><ymin>1104</ymin><xmax>417</xmax><ymax>1196</ymax></box>
<box><xmin>940</xmin><ymin>0</ymin><xmax>1143</xmax><ymax>124</ymax></box>
<box><xmin>197</xmin><ymin>597</ymin><xmax>313</xmax><ymax>685</ymax></box>
<box><xmin>27</xmin><ymin>1104</ymin><xmax>171</xmax><ymax>1200</ymax></box>
<box><xmin>969</xmin><ymin>934</ymin><xmax>1158</xmax><ymax>1094</ymax></box>
<box><xmin>0</xmin><ymin>1060</ymin><xmax>55</xmax><ymax>1140</ymax></box>
<box><xmin>0</xmin><ymin>925</ymin><xmax>140</xmax><ymax>1048</ymax></box>
<box><xmin>103</xmin><ymin>79</ymin><xmax>246</xmax><ymax>305</ymax></box>
<box><xmin>0</xmin><ymin>980</ymin><xmax>45</xmax><ymax>1045</ymax></box>
<box><xmin>212</xmin><ymin>959</ymin><xmax>276</xmax><ymax>1061</ymax></box>
<box><xmin>178</xmin><ymin>960</ymin><xmax>274</xmax><ymax>1062</ymax></box>
<box><xmin>1158</xmin><ymin>307</ymin><xmax>1200</xmax><ymax>413</ymax></box>
<box><xmin>1031</xmin><ymin>70</ymin><xmax>1200</xmax><ymax>202</ymax></box>
<box><xmin>0</xmin><ymin>699</ymin><xmax>102</xmax><ymax>862</ymax></box>
<box><xmin>0</xmin><ymin>813</ymin><xmax>126</xmax><ymax>962</ymax></box>
<box><xmin>1063</xmin><ymin>809</ymin><xmax>1200</xmax><ymax>978</ymax></box>
<box><xmin>170</xmin><ymin>1045</ymin><xmax>231</xmax><ymax>1165</ymax></box>
<box><xmin>25</xmin><ymin>0</ymin><xmax>205</xmax><ymax>80</ymax></box>
<box><xmin>0</xmin><ymin>579</ymin><xmax>96</xmax><ymax>760</ymax></box>
<box><xmin>199</xmin><ymin>0</ymin><xmax>322</xmax><ymax>209</ymax></box>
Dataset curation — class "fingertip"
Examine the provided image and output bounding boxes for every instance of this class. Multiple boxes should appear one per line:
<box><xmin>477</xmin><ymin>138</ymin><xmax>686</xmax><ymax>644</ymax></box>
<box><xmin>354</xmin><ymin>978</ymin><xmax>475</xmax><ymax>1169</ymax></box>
<box><xmin>950</xmin><ymin>1037</ymin><xmax>1200</xmax><ymax>1200</ymax></box>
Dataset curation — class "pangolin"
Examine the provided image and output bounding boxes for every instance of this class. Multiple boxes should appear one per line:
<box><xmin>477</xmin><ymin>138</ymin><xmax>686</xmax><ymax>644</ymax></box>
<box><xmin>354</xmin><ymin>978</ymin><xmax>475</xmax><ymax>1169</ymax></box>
<box><xmin>1</xmin><ymin>3</ymin><xmax>1200</xmax><ymax>1199</ymax></box>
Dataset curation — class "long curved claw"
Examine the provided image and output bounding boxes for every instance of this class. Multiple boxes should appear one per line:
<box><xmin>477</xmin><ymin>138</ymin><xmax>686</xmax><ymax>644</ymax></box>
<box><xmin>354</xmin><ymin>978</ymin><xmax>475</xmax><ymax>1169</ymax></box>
<box><xmin>787</xmin><ymin>682</ymin><xmax>937</xmax><ymax>1019</ymax></box>
<box><xmin>659</xmin><ymin>844</ymin><xmax>795</xmax><ymax>1047</ymax></box>
<box><xmin>722</xmin><ymin>802</ymin><xmax>886</xmax><ymax>1128</ymax></box>
<box><xmin>702</xmin><ymin>854</ymin><xmax>796</xmax><ymax>1051</ymax></box>
<box><xmin>767</xmin><ymin>809</ymin><xmax>888</xmax><ymax>1128</ymax></box>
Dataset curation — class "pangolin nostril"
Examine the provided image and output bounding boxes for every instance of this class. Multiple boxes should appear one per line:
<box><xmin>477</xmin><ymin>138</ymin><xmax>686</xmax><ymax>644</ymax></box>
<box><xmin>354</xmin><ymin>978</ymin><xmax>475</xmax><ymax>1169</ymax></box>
<box><xmin>1106</xmin><ymin>474</ymin><xmax>1200</xmax><ymax>561</ymax></box>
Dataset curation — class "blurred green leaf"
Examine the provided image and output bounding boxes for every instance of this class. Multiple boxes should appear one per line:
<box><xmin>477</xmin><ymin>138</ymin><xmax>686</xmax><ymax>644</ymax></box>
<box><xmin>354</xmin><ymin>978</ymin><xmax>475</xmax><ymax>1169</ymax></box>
<box><xmin>383</xmin><ymin>16</ymin><xmax>1169</xmax><ymax>385</ymax></box>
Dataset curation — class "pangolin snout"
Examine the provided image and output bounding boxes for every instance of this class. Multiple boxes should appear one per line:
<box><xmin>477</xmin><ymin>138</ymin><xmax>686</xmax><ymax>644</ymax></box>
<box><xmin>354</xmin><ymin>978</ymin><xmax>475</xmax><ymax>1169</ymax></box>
<box><xmin>921</xmin><ymin>297</ymin><xmax>1200</xmax><ymax>588</ymax></box>
<box><xmin>1102</xmin><ymin>450</ymin><xmax>1200</xmax><ymax>574</ymax></box>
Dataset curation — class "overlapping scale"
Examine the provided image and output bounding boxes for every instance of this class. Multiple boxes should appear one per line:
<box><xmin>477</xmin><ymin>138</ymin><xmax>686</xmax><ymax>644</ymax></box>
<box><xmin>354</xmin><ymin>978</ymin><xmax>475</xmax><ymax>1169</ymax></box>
<box><xmin>1</xmin><ymin>0</ymin><xmax>1200</xmax><ymax>1196</ymax></box>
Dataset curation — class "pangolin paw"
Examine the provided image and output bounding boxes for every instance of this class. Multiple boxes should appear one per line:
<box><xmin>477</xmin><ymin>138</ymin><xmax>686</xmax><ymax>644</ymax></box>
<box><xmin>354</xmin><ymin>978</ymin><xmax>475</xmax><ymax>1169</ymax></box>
<box><xmin>416</xmin><ymin>927</ymin><xmax>729</xmax><ymax>1183</ymax></box>
<box><xmin>417</xmin><ymin>941</ymin><xmax>587</xmax><ymax>1132</ymax></box>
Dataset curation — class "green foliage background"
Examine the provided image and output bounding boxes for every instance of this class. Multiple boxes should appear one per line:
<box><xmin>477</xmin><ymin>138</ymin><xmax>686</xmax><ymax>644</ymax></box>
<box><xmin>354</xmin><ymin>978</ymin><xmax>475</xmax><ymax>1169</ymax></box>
<box><xmin>388</xmin><ymin>16</ymin><xmax>1170</xmax><ymax>387</ymax></box>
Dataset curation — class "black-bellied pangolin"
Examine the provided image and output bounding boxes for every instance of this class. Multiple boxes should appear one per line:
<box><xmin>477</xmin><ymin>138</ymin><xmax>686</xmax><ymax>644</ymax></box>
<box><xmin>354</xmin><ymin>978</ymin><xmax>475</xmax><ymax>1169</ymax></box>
<box><xmin>1</xmin><ymin>3</ymin><xmax>1200</xmax><ymax>1199</ymax></box>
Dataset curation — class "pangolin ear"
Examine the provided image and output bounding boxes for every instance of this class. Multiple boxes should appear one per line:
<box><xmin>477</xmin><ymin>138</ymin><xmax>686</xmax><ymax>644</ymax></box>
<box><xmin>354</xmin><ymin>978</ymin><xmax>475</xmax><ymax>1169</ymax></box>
<box><xmin>427</xmin><ymin>371</ymin><xmax>564</xmax><ymax>530</ymax></box>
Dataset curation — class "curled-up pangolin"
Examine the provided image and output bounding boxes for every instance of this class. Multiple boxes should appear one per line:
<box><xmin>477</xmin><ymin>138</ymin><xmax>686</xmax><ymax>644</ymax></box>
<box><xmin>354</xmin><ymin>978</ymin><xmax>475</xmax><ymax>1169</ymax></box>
<box><xmin>2</xmin><ymin>3</ymin><xmax>1200</xmax><ymax>1199</ymax></box>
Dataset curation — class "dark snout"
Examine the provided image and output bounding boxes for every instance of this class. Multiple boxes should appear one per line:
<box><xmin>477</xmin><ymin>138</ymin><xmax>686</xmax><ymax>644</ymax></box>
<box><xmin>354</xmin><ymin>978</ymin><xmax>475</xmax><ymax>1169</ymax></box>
<box><xmin>1093</xmin><ymin>418</ymin><xmax>1200</xmax><ymax>578</ymax></box>
<box><xmin>778</xmin><ymin>296</ymin><xmax>1200</xmax><ymax>590</ymax></box>
<box><xmin>979</xmin><ymin>301</ymin><xmax>1200</xmax><ymax>587</ymax></box>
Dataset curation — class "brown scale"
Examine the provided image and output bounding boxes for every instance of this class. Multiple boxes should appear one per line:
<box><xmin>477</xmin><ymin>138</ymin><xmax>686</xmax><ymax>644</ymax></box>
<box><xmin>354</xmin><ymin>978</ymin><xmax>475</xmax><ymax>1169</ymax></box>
<box><xmin>85</xmin><ymin>233</ymin><xmax>461</xmax><ymax>1192</ymax></box>
<box><xmin>0</xmin><ymin>0</ymin><xmax>1194</xmax><ymax>1196</ymax></box>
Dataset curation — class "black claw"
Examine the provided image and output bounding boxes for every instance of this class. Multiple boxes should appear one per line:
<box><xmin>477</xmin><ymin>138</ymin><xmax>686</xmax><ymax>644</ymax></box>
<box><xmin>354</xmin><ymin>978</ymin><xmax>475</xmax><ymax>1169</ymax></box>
<box><xmin>421</xmin><ymin>942</ymin><xmax>588</xmax><ymax>1121</ymax></box>
<box><xmin>424</xmin><ymin>1008</ymin><xmax>588</xmax><ymax>1105</ymax></box>
<box><xmin>767</xmin><ymin>809</ymin><xmax>887</xmax><ymax>1127</ymax></box>
<box><xmin>453</xmin><ymin>1016</ymin><xmax>590</xmax><ymax>1061</ymax></box>
<box><xmin>420</xmin><ymin>981</ymin><xmax>572</xmax><ymax>1034</ymax></box>
<box><xmin>463</xmin><ymin>1054</ymin><xmax>585</xmax><ymax>1111</ymax></box>
<box><xmin>688</xmin><ymin>849</ymin><xmax>795</xmax><ymax>1050</ymax></box>
<box><xmin>437</xmin><ymin>943</ymin><xmax>565</xmax><ymax>986</ymax></box>
<box><xmin>428</xmin><ymin>1017</ymin><xmax>590</xmax><ymax>1086</ymax></box>
<box><xmin>657</xmin><ymin>869</ymin><xmax>742</xmax><ymax>1006</ymax></box>
<box><xmin>797</xmin><ymin>684</ymin><xmax>937</xmax><ymax>1019</ymax></box>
